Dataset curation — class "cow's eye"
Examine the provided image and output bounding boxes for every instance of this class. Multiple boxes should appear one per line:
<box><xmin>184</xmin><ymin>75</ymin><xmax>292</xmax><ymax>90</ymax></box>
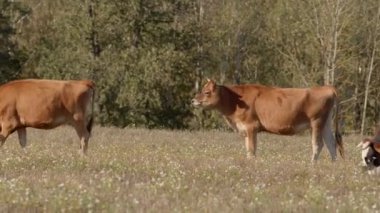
<box><xmin>365</xmin><ymin>157</ymin><xmax>371</xmax><ymax>164</ymax></box>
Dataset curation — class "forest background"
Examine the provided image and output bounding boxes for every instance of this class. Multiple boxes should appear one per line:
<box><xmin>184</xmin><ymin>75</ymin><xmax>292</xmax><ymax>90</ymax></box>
<box><xmin>1</xmin><ymin>0</ymin><xmax>379</xmax><ymax>134</ymax></box>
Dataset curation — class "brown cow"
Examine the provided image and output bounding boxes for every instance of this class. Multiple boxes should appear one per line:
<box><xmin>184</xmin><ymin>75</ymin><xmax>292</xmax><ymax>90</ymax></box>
<box><xmin>192</xmin><ymin>79</ymin><xmax>344</xmax><ymax>162</ymax></box>
<box><xmin>0</xmin><ymin>79</ymin><xmax>95</xmax><ymax>154</ymax></box>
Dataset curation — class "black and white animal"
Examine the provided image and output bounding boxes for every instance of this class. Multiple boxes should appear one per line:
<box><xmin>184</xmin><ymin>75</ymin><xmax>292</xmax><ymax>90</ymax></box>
<box><xmin>357</xmin><ymin>128</ymin><xmax>380</xmax><ymax>175</ymax></box>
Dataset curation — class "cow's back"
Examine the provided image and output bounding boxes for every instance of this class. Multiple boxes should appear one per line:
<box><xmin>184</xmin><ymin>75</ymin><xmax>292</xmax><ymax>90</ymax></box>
<box><xmin>0</xmin><ymin>79</ymin><xmax>62</xmax><ymax>111</ymax></box>
<box><xmin>228</xmin><ymin>84</ymin><xmax>337</xmax><ymax>135</ymax></box>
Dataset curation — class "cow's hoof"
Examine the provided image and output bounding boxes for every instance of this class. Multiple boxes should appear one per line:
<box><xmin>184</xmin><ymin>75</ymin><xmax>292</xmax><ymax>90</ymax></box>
<box><xmin>78</xmin><ymin>149</ymin><xmax>87</xmax><ymax>156</ymax></box>
<box><xmin>21</xmin><ymin>148</ymin><xmax>28</xmax><ymax>154</ymax></box>
<box><xmin>246</xmin><ymin>154</ymin><xmax>255</xmax><ymax>159</ymax></box>
<box><xmin>311</xmin><ymin>160</ymin><xmax>318</xmax><ymax>165</ymax></box>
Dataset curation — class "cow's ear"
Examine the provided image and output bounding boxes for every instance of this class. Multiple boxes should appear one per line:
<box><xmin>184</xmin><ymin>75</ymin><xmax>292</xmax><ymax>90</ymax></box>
<box><xmin>209</xmin><ymin>80</ymin><xmax>217</xmax><ymax>91</ymax></box>
<box><xmin>374</xmin><ymin>143</ymin><xmax>380</xmax><ymax>153</ymax></box>
<box><xmin>357</xmin><ymin>140</ymin><xmax>370</xmax><ymax>149</ymax></box>
<box><xmin>206</xmin><ymin>78</ymin><xmax>216</xmax><ymax>84</ymax></box>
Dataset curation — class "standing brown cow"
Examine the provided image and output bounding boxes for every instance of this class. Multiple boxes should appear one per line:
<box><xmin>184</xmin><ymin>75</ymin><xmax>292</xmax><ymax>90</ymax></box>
<box><xmin>192</xmin><ymin>79</ymin><xmax>344</xmax><ymax>162</ymax></box>
<box><xmin>0</xmin><ymin>79</ymin><xmax>95</xmax><ymax>154</ymax></box>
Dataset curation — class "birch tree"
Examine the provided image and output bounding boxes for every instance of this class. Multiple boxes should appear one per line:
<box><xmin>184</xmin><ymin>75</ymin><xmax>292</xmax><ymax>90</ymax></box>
<box><xmin>361</xmin><ymin>1</ymin><xmax>380</xmax><ymax>135</ymax></box>
<box><xmin>310</xmin><ymin>0</ymin><xmax>352</xmax><ymax>85</ymax></box>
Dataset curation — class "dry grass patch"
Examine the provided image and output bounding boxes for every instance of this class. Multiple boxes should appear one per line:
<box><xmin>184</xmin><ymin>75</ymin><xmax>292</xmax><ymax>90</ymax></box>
<box><xmin>0</xmin><ymin>127</ymin><xmax>379</xmax><ymax>212</ymax></box>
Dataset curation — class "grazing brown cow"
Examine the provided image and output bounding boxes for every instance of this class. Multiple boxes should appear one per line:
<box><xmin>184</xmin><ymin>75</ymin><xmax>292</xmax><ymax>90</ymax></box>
<box><xmin>192</xmin><ymin>79</ymin><xmax>344</xmax><ymax>162</ymax></box>
<box><xmin>357</xmin><ymin>126</ymin><xmax>380</xmax><ymax>173</ymax></box>
<box><xmin>0</xmin><ymin>79</ymin><xmax>95</xmax><ymax>154</ymax></box>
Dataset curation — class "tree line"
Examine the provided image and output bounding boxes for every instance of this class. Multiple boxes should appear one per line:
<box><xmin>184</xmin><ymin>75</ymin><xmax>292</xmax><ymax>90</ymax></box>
<box><xmin>1</xmin><ymin>0</ymin><xmax>379</xmax><ymax>133</ymax></box>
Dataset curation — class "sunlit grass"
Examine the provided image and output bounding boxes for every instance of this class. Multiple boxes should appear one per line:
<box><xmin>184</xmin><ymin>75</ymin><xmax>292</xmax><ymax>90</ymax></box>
<box><xmin>0</xmin><ymin>127</ymin><xmax>379</xmax><ymax>212</ymax></box>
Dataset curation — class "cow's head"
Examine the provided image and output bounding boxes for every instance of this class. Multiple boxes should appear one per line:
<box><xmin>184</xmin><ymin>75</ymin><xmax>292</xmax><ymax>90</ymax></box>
<box><xmin>191</xmin><ymin>79</ymin><xmax>220</xmax><ymax>109</ymax></box>
<box><xmin>357</xmin><ymin>139</ymin><xmax>380</xmax><ymax>170</ymax></box>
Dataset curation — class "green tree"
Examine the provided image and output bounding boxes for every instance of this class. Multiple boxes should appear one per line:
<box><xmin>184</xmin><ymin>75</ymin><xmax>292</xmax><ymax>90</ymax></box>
<box><xmin>0</xmin><ymin>0</ymin><xmax>28</xmax><ymax>83</ymax></box>
<box><xmin>9</xmin><ymin>0</ymin><xmax>380</xmax><ymax>131</ymax></box>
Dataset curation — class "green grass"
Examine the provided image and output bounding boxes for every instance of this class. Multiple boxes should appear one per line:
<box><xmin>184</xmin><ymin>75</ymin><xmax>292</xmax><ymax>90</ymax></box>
<box><xmin>0</xmin><ymin>127</ymin><xmax>379</xmax><ymax>212</ymax></box>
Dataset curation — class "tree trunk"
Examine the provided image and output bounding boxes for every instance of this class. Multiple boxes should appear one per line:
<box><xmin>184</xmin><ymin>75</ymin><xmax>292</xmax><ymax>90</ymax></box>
<box><xmin>234</xmin><ymin>30</ymin><xmax>243</xmax><ymax>84</ymax></box>
<box><xmin>88</xmin><ymin>0</ymin><xmax>100</xmax><ymax>80</ymax></box>
<box><xmin>361</xmin><ymin>2</ymin><xmax>380</xmax><ymax>135</ymax></box>
<box><xmin>354</xmin><ymin>66</ymin><xmax>361</xmax><ymax>132</ymax></box>
<box><xmin>195</xmin><ymin>0</ymin><xmax>203</xmax><ymax>91</ymax></box>
<box><xmin>361</xmin><ymin>49</ymin><xmax>375</xmax><ymax>135</ymax></box>
<box><xmin>323</xmin><ymin>0</ymin><xmax>343</xmax><ymax>86</ymax></box>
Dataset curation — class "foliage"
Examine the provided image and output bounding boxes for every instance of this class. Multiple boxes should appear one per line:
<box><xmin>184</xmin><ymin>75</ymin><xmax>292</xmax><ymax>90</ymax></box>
<box><xmin>1</xmin><ymin>0</ymin><xmax>379</xmax><ymax>131</ymax></box>
<box><xmin>0</xmin><ymin>0</ymin><xmax>28</xmax><ymax>83</ymax></box>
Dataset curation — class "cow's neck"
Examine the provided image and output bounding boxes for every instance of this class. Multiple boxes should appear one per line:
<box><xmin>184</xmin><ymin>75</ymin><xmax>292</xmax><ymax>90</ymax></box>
<box><xmin>215</xmin><ymin>85</ymin><xmax>240</xmax><ymax>117</ymax></box>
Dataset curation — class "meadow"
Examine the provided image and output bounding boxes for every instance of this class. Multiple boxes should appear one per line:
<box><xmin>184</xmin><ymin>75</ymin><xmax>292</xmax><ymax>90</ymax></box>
<box><xmin>0</xmin><ymin>127</ymin><xmax>379</xmax><ymax>212</ymax></box>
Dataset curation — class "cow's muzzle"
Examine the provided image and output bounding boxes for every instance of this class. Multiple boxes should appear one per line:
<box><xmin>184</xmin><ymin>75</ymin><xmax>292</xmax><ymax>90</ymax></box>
<box><xmin>191</xmin><ymin>99</ymin><xmax>201</xmax><ymax>107</ymax></box>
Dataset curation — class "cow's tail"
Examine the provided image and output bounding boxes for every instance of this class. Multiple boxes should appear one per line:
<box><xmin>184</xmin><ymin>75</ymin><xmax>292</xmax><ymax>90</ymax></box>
<box><xmin>334</xmin><ymin>91</ymin><xmax>344</xmax><ymax>159</ymax></box>
<box><xmin>87</xmin><ymin>114</ymin><xmax>94</xmax><ymax>134</ymax></box>
<box><xmin>84</xmin><ymin>80</ymin><xmax>95</xmax><ymax>134</ymax></box>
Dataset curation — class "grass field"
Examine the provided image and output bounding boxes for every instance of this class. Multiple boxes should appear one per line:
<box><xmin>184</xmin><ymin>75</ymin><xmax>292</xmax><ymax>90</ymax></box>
<box><xmin>0</xmin><ymin>127</ymin><xmax>379</xmax><ymax>212</ymax></box>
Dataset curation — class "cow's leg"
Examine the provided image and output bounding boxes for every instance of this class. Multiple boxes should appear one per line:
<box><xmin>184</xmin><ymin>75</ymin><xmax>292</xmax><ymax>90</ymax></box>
<box><xmin>17</xmin><ymin>128</ymin><xmax>27</xmax><ymax>148</ymax></box>
<box><xmin>74</xmin><ymin>122</ymin><xmax>90</xmax><ymax>155</ymax></box>
<box><xmin>322</xmin><ymin>119</ymin><xmax>337</xmax><ymax>161</ymax></box>
<box><xmin>0</xmin><ymin>123</ymin><xmax>14</xmax><ymax>147</ymax></box>
<box><xmin>245</xmin><ymin>128</ymin><xmax>257</xmax><ymax>159</ymax></box>
<box><xmin>0</xmin><ymin>135</ymin><xmax>6</xmax><ymax>147</ymax></box>
<box><xmin>311</xmin><ymin>122</ymin><xmax>324</xmax><ymax>162</ymax></box>
<box><xmin>72</xmin><ymin>111</ymin><xmax>91</xmax><ymax>155</ymax></box>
